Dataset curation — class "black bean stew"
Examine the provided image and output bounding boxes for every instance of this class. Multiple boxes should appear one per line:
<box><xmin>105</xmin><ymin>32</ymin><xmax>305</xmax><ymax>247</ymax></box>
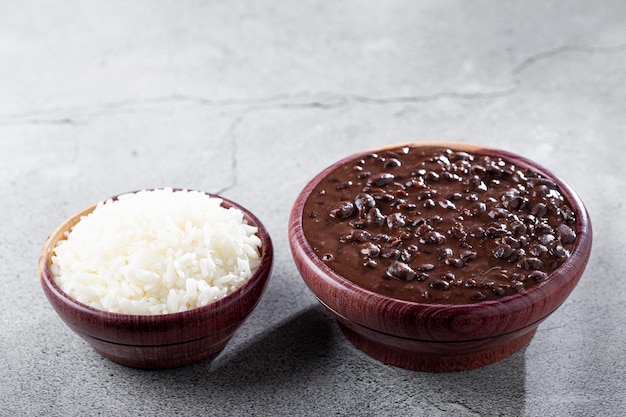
<box><xmin>301</xmin><ymin>146</ymin><xmax>577</xmax><ymax>304</ymax></box>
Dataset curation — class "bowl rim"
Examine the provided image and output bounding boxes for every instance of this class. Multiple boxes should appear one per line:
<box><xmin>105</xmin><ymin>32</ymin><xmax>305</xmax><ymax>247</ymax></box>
<box><xmin>289</xmin><ymin>141</ymin><xmax>592</xmax><ymax>318</ymax></box>
<box><xmin>39</xmin><ymin>188</ymin><xmax>274</xmax><ymax>324</ymax></box>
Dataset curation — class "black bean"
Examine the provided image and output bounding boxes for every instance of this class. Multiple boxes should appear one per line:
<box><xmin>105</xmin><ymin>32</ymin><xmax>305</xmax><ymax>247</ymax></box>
<box><xmin>531</xmin><ymin>202</ymin><xmax>548</xmax><ymax>218</ymax></box>
<box><xmin>471</xmin><ymin>291</ymin><xmax>487</xmax><ymax>301</ymax></box>
<box><xmin>406</xmin><ymin>244</ymin><xmax>420</xmax><ymax>253</ymax></box>
<box><xmin>438</xmin><ymin>199</ymin><xmax>456</xmax><ymax>210</ymax></box>
<box><xmin>368</xmin><ymin>172</ymin><xmax>395</xmax><ymax>187</ymax></box>
<box><xmin>386</xmin><ymin>212</ymin><xmax>407</xmax><ymax>228</ymax></box>
<box><xmin>348</xmin><ymin>220</ymin><xmax>365</xmax><ymax>230</ymax></box>
<box><xmin>375</xmin><ymin>233</ymin><xmax>392</xmax><ymax>242</ymax></box>
<box><xmin>465</xmin><ymin>279</ymin><xmax>477</xmax><ymax>288</ymax></box>
<box><xmin>371</xmin><ymin>192</ymin><xmax>395</xmax><ymax>202</ymax></box>
<box><xmin>381</xmin><ymin>248</ymin><xmax>402</xmax><ymax>259</ymax></box>
<box><xmin>502</xmin><ymin>188</ymin><xmax>520</xmax><ymax>200</ymax></box>
<box><xmin>360</xmin><ymin>243</ymin><xmax>381</xmax><ymax>258</ymax></box>
<box><xmin>493</xmin><ymin>244</ymin><xmax>514</xmax><ymax>259</ymax></box>
<box><xmin>416</xmin><ymin>223</ymin><xmax>433</xmax><ymax>236</ymax></box>
<box><xmin>444</xmin><ymin>257</ymin><xmax>464</xmax><ymax>268</ymax></box>
<box><xmin>416</xmin><ymin>263</ymin><xmax>435</xmax><ymax>271</ymax></box>
<box><xmin>386</xmin><ymin>262</ymin><xmax>416</xmax><ymax>281</ymax></box>
<box><xmin>453</xmin><ymin>151</ymin><xmax>473</xmax><ymax>161</ymax></box>
<box><xmin>557</xmin><ymin>224</ymin><xmax>577</xmax><ymax>243</ymax></box>
<box><xmin>417</xmin><ymin>189</ymin><xmax>437</xmax><ymax>200</ymax></box>
<box><xmin>528</xmin><ymin>270</ymin><xmax>548</xmax><ymax>282</ymax></box>
<box><xmin>354</xmin><ymin>193</ymin><xmax>376</xmax><ymax>216</ymax></box>
<box><xmin>363</xmin><ymin>259</ymin><xmax>377</xmax><ymax>268</ymax></box>
<box><xmin>539</xmin><ymin>234</ymin><xmax>556</xmax><ymax>246</ymax></box>
<box><xmin>471</xmin><ymin>175</ymin><xmax>488</xmax><ymax>191</ymax></box>
<box><xmin>384</xmin><ymin>158</ymin><xmax>402</xmax><ymax>168</ymax></box>
<box><xmin>420</xmin><ymin>231</ymin><xmax>446</xmax><ymax>245</ymax></box>
<box><xmin>459</xmin><ymin>250</ymin><xmax>477</xmax><ymax>262</ymax></box>
<box><xmin>415</xmin><ymin>272</ymin><xmax>430</xmax><ymax>281</ymax></box>
<box><xmin>470</xmin><ymin>164</ymin><xmax>487</xmax><ymax>176</ymax></box>
<box><xmin>486</xmin><ymin>226</ymin><xmax>510</xmax><ymax>238</ymax></box>
<box><xmin>436</xmin><ymin>247</ymin><xmax>454</xmax><ymax>260</ymax></box>
<box><xmin>430</xmin><ymin>280</ymin><xmax>451</xmax><ymax>290</ymax></box>
<box><xmin>330</xmin><ymin>201</ymin><xmax>355</xmax><ymax>219</ymax></box>
<box><xmin>442</xmin><ymin>272</ymin><xmax>456</xmax><ymax>282</ymax></box>
<box><xmin>411</xmin><ymin>217</ymin><xmax>425</xmax><ymax>227</ymax></box>
<box><xmin>523</xmin><ymin>214</ymin><xmax>537</xmax><ymax>224</ymax></box>
<box><xmin>528</xmin><ymin>243</ymin><xmax>549</xmax><ymax>258</ymax></box>
<box><xmin>504</xmin><ymin>189</ymin><xmax>528</xmax><ymax>210</ymax></box>
<box><xmin>470</xmin><ymin>202</ymin><xmax>487</xmax><ymax>215</ymax></box>
<box><xmin>530</xmin><ymin>177</ymin><xmax>557</xmax><ymax>189</ymax></box>
<box><xmin>504</xmin><ymin>236</ymin><xmax>521</xmax><ymax>248</ymax></box>
<box><xmin>532</xmin><ymin>185</ymin><xmax>551</xmax><ymax>197</ymax></box>
<box><xmin>535</xmin><ymin>223</ymin><xmax>553</xmax><ymax>235</ymax></box>
<box><xmin>397</xmin><ymin>202</ymin><xmax>418</xmax><ymax>211</ymax></box>
<box><xmin>488</xmin><ymin>208</ymin><xmax>510</xmax><ymax>219</ymax></box>
<box><xmin>517</xmin><ymin>257</ymin><xmax>543</xmax><ymax>270</ymax></box>
<box><xmin>493</xmin><ymin>287</ymin><xmax>507</xmax><ymax>296</ymax></box>
<box><xmin>560</xmin><ymin>206</ymin><xmax>576</xmax><ymax>224</ymax></box>
<box><xmin>510</xmin><ymin>248</ymin><xmax>526</xmax><ymax>262</ymax></box>
<box><xmin>365</xmin><ymin>208</ymin><xmax>386</xmax><ymax>226</ymax></box>
<box><xmin>336</xmin><ymin>181</ymin><xmax>353</xmax><ymax>190</ymax></box>
<box><xmin>443</xmin><ymin>172</ymin><xmax>461</xmax><ymax>181</ymax></box>
<box><xmin>427</xmin><ymin>215</ymin><xmax>444</xmax><ymax>224</ymax></box>
<box><xmin>510</xmin><ymin>221</ymin><xmax>527</xmax><ymax>237</ymax></box>
<box><xmin>342</xmin><ymin>230</ymin><xmax>371</xmax><ymax>243</ymax></box>
<box><xmin>447</xmin><ymin>225</ymin><xmax>466</xmax><ymax>240</ymax></box>
<box><xmin>468</xmin><ymin>225</ymin><xmax>486</xmax><ymax>238</ymax></box>
<box><xmin>423</xmin><ymin>199</ymin><xmax>436</xmax><ymax>208</ymax></box>
<box><xmin>426</xmin><ymin>171</ymin><xmax>440</xmax><ymax>182</ymax></box>
<box><xmin>552</xmin><ymin>245</ymin><xmax>570</xmax><ymax>260</ymax></box>
<box><xmin>394</xmin><ymin>186</ymin><xmax>408</xmax><ymax>197</ymax></box>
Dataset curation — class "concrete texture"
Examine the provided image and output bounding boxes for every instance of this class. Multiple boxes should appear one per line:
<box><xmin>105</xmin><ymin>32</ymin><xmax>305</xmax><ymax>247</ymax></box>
<box><xmin>1</xmin><ymin>1</ymin><xmax>625</xmax><ymax>415</ymax></box>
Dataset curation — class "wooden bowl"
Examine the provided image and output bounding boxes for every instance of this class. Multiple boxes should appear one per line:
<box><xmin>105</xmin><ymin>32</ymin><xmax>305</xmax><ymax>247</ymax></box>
<box><xmin>288</xmin><ymin>142</ymin><xmax>592</xmax><ymax>372</ymax></box>
<box><xmin>39</xmin><ymin>190</ymin><xmax>273</xmax><ymax>369</ymax></box>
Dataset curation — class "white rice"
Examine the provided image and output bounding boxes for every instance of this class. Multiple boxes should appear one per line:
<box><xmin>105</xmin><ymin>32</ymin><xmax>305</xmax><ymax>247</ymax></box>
<box><xmin>51</xmin><ymin>188</ymin><xmax>262</xmax><ymax>315</ymax></box>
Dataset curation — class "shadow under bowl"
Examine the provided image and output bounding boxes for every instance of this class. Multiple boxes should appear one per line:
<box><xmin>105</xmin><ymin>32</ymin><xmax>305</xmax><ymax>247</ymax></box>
<box><xmin>288</xmin><ymin>141</ymin><xmax>592</xmax><ymax>372</ymax></box>
<box><xmin>39</xmin><ymin>191</ymin><xmax>273</xmax><ymax>369</ymax></box>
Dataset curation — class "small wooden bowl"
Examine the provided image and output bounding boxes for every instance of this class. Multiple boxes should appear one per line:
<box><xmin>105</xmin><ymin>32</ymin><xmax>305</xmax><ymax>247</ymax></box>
<box><xmin>289</xmin><ymin>142</ymin><xmax>592</xmax><ymax>372</ymax></box>
<box><xmin>39</xmin><ymin>191</ymin><xmax>273</xmax><ymax>369</ymax></box>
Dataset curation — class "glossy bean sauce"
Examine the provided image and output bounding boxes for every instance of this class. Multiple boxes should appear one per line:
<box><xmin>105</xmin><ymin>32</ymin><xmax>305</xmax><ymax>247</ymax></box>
<box><xmin>302</xmin><ymin>146</ymin><xmax>577</xmax><ymax>304</ymax></box>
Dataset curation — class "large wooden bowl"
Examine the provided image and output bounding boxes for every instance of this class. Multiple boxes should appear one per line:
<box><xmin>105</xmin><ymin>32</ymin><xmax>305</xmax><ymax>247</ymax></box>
<box><xmin>289</xmin><ymin>142</ymin><xmax>592</xmax><ymax>372</ymax></box>
<box><xmin>39</xmin><ymin>190</ymin><xmax>273</xmax><ymax>369</ymax></box>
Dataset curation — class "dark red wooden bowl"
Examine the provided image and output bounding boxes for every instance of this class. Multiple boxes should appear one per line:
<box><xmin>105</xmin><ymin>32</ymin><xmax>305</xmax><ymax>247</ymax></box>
<box><xmin>289</xmin><ymin>142</ymin><xmax>592</xmax><ymax>372</ymax></box>
<box><xmin>39</xmin><ymin>191</ymin><xmax>273</xmax><ymax>369</ymax></box>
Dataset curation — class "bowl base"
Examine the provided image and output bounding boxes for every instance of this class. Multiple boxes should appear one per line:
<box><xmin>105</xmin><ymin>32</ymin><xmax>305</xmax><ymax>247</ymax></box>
<box><xmin>83</xmin><ymin>333</ymin><xmax>230</xmax><ymax>369</ymax></box>
<box><xmin>337</xmin><ymin>321</ymin><xmax>536</xmax><ymax>373</ymax></box>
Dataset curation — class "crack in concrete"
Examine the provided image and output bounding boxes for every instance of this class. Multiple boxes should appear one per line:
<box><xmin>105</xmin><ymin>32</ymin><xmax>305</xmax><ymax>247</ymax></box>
<box><xmin>512</xmin><ymin>42</ymin><xmax>626</xmax><ymax>76</ymax></box>
<box><xmin>0</xmin><ymin>41</ymin><xmax>624</xmax><ymax>127</ymax></box>
<box><xmin>213</xmin><ymin>112</ymin><xmax>246</xmax><ymax>196</ymax></box>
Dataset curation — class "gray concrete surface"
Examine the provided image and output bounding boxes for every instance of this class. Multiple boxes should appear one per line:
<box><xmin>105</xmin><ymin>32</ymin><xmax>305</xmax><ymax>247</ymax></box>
<box><xmin>1</xmin><ymin>1</ymin><xmax>625</xmax><ymax>416</ymax></box>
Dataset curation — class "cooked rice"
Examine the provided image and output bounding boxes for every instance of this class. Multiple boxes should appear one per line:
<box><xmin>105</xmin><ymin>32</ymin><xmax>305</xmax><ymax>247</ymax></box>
<box><xmin>51</xmin><ymin>188</ymin><xmax>262</xmax><ymax>315</ymax></box>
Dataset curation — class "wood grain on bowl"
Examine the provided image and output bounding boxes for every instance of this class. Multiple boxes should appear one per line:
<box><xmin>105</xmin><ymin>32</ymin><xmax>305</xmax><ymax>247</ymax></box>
<box><xmin>39</xmin><ymin>190</ymin><xmax>273</xmax><ymax>369</ymax></box>
<box><xmin>289</xmin><ymin>142</ymin><xmax>592</xmax><ymax>372</ymax></box>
